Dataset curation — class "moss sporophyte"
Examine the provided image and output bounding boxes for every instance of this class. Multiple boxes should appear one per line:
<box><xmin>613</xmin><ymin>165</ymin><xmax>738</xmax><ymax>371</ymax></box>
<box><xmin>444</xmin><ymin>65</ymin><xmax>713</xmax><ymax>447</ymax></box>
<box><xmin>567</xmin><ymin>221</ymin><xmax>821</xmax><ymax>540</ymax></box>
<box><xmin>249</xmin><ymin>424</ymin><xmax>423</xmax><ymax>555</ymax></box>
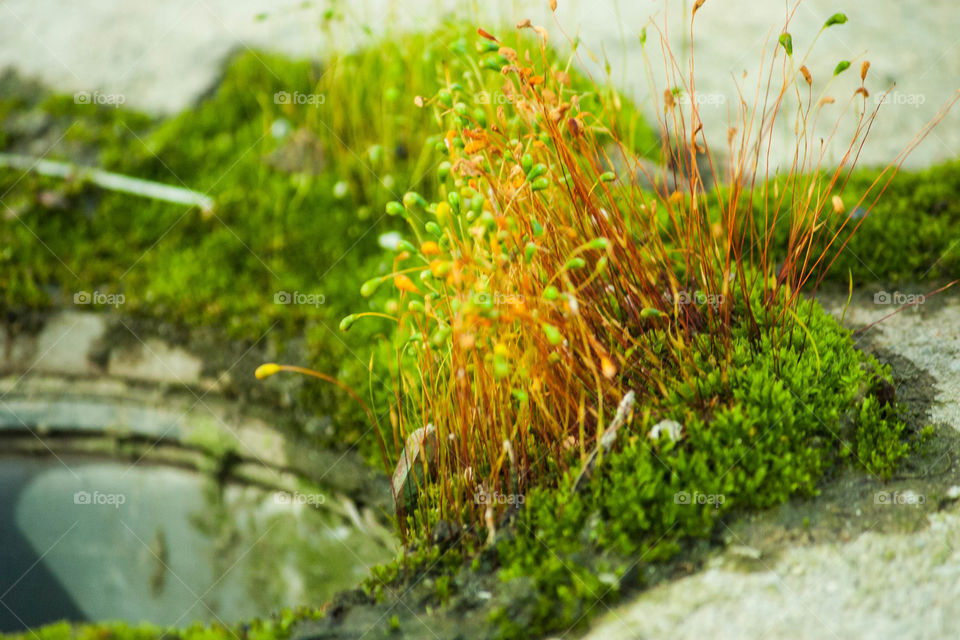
<box><xmin>254</xmin><ymin>8</ymin><xmax>952</xmax><ymax>637</ymax></box>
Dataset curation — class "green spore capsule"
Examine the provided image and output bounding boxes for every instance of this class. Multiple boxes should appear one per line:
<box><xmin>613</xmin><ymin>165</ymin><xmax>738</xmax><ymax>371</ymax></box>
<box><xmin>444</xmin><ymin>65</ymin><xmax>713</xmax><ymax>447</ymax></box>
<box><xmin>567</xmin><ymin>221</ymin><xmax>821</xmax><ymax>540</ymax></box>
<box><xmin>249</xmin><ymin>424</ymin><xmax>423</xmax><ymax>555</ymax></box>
<box><xmin>339</xmin><ymin>314</ymin><xmax>357</xmax><ymax>332</ymax></box>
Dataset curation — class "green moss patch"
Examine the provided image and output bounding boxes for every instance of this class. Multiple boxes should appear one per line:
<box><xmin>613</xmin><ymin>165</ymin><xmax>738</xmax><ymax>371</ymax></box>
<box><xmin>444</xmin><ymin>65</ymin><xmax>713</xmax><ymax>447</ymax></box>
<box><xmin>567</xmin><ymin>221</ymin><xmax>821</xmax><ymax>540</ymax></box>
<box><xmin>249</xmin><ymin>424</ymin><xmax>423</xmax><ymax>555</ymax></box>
<box><xmin>0</xmin><ymin>610</ymin><xmax>319</xmax><ymax>640</ymax></box>
<box><xmin>343</xmin><ymin>287</ymin><xmax>910</xmax><ymax>640</ymax></box>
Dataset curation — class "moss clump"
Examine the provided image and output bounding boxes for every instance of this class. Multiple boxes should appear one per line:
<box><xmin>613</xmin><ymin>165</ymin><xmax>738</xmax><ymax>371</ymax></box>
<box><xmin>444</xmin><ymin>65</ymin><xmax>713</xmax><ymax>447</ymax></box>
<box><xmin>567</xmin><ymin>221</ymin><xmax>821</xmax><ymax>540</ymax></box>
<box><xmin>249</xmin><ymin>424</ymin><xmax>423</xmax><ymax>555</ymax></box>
<box><xmin>341</xmin><ymin>22</ymin><xmax>919</xmax><ymax>640</ymax></box>
<box><xmin>490</xmin><ymin>293</ymin><xmax>906</xmax><ymax>638</ymax></box>
<box><xmin>353</xmin><ymin>289</ymin><xmax>908</xmax><ymax>640</ymax></box>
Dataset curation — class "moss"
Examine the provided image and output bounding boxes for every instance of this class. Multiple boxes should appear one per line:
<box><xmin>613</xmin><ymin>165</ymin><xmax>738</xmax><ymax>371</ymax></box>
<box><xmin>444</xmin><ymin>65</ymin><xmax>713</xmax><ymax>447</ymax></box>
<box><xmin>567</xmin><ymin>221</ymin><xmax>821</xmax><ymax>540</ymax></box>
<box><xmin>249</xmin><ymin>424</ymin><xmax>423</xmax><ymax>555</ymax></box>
<box><xmin>482</xmin><ymin>290</ymin><xmax>906</xmax><ymax>638</ymax></box>
<box><xmin>748</xmin><ymin>161</ymin><xmax>960</xmax><ymax>286</ymax></box>
<box><xmin>354</xmin><ymin>287</ymin><xmax>910</xmax><ymax>640</ymax></box>
<box><xmin>0</xmin><ymin>609</ymin><xmax>321</xmax><ymax>640</ymax></box>
<box><xmin>828</xmin><ymin>161</ymin><xmax>960</xmax><ymax>283</ymax></box>
<box><xmin>1</xmin><ymin>24</ymin><xmax>658</xmax><ymax>468</ymax></box>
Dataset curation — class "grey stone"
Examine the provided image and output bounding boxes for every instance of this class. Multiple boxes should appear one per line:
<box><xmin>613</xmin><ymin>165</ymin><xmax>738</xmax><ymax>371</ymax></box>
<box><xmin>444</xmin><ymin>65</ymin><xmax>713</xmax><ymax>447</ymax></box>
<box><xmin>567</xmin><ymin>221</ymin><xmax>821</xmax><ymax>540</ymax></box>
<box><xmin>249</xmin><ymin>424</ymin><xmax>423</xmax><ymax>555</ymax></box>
<box><xmin>30</xmin><ymin>311</ymin><xmax>107</xmax><ymax>376</ymax></box>
<box><xmin>583</xmin><ymin>292</ymin><xmax>960</xmax><ymax>640</ymax></box>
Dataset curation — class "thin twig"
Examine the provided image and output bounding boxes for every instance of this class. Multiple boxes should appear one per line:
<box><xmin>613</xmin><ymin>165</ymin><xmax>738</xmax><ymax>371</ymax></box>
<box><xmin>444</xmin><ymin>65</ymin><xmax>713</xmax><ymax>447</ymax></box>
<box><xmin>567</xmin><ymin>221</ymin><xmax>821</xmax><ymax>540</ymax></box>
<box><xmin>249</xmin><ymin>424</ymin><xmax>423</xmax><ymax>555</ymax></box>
<box><xmin>571</xmin><ymin>391</ymin><xmax>636</xmax><ymax>494</ymax></box>
<box><xmin>0</xmin><ymin>152</ymin><xmax>214</xmax><ymax>213</ymax></box>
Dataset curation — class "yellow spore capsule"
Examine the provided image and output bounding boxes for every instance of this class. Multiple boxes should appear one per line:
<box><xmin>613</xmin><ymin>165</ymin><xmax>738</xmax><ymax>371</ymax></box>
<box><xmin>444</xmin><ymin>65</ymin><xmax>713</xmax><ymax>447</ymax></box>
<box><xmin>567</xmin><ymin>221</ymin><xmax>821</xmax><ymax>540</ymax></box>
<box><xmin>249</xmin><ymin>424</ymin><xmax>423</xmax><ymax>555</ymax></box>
<box><xmin>435</xmin><ymin>201</ymin><xmax>451</xmax><ymax>224</ymax></box>
<box><xmin>255</xmin><ymin>363</ymin><xmax>281</xmax><ymax>380</ymax></box>
<box><xmin>420</xmin><ymin>241</ymin><xmax>441</xmax><ymax>256</ymax></box>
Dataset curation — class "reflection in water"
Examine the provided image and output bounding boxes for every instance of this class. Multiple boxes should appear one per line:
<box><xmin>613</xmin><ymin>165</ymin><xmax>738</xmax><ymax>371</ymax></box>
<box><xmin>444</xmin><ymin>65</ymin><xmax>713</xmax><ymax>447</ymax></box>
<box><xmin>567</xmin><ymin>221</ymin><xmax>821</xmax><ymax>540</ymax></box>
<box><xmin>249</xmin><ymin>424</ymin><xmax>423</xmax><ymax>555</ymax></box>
<box><xmin>0</xmin><ymin>462</ymin><xmax>84</xmax><ymax>630</ymax></box>
<box><xmin>0</xmin><ymin>456</ymin><xmax>390</xmax><ymax>632</ymax></box>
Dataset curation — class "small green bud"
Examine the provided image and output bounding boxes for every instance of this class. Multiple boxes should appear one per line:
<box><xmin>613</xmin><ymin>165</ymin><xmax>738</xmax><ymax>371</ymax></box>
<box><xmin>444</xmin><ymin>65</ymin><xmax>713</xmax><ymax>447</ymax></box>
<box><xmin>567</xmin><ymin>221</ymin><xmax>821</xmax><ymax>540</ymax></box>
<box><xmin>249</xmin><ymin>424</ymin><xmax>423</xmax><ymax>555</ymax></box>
<box><xmin>472</xmin><ymin>108</ymin><xmax>487</xmax><ymax>128</ymax></box>
<box><xmin>778</xmin><ymin>33</ymin><xmax>793</xmax><ymax>56</ymax></box>
<box><xmin>438</xmin><ymin>161</ymin><xmax>452</xmax><ymax>182</ymax></box>
<box><xmin>471</xmin><ymin>194</ymin><xmax>485</xmax><ymax>214</ymax></box>
<box><xmin>542</xmin><ymin>324</ymin><xmax>563</xmax><ymax>345</ymax></box>
<box><xmin>403</xmin><ymin>191</ymin><xmax>428</xmax><ymax>210</ymax></box>
<box><xmin>527</xmin><ymin>163</ymin><xmax>548</xmax><ymax>180</ymax></box>
<box><xmin>360</xmin><ymin>278</ymin><xmax>383</xmax><ymax>297</ymax></box>
<box><xmin>524</xmin><ymin>242</ymin><xmax>537</xmax><ymax>263</ymax></box>
<box><xmin>824</xmin><ymin>13</ymin><xmax>847</xmax><ymax>28</ymax></box>
<box><xmin>339</xmin><ymin>314</ymin><xmax>357</xmax><ymax>331</ymax></box>
<box><xmin>448</xmin><ymin>191</ymin><xmax>461</xmax><ymax>213</ymax></box>
<box><xmin>521</xmin><ymin>153</ymin><xmax>534</xmax><ymax>173</ymax></box>
<box><xmin>531</xmin><ymin>177</ymin><xmax>550</xmax><ymax>192</ymax></box>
